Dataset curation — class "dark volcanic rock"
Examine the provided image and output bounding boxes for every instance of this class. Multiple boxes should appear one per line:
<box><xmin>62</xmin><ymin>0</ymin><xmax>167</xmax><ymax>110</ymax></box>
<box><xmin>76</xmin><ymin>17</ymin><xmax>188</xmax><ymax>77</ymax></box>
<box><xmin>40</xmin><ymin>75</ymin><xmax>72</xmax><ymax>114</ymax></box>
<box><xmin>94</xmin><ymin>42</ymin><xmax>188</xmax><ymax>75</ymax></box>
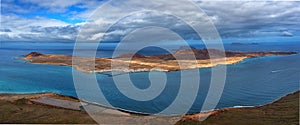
<box><xmin>157</xmin><ymin>48</ymin><xmax>227</xmax><ymax>60</ymax></box>
<box><xmin>25</xmin><ymin>52</ymin><xmax>43</xmax><ymax>58</ymax></box>
<box><xmin>115</xmin><ymin>53</ymin><xmax>145</xmax><ymax>59</ymax></box>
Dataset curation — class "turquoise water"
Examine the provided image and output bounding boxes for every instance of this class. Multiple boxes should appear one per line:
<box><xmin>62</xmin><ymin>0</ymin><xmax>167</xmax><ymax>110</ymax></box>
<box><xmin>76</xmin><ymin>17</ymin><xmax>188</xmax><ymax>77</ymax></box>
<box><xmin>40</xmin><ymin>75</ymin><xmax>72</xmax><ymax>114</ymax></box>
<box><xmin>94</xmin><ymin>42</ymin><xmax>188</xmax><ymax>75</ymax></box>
<box><xmin>0</xmin><ymin>41</ymin><xmax>299</xmax><ymax>114</ymax></box>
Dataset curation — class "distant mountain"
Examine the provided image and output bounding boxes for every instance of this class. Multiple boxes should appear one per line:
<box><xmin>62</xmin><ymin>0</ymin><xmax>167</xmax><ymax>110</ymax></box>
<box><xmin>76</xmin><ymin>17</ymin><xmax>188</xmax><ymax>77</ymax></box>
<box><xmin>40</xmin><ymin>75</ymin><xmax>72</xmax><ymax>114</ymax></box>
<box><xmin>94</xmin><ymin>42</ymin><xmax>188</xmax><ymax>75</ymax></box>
<box><xmin>231</xmin><ymin>42</ymin><xmax>259</xmax><ymax>46</ymax></box>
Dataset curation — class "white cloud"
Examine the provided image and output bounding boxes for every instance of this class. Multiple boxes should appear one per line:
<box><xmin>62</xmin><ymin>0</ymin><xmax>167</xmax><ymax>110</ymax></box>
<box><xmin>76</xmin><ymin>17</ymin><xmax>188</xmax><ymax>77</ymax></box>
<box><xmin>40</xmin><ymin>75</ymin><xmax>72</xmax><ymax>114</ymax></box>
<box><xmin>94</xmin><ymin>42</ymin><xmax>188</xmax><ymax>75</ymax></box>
<box><xmin>1</xmin><ymin>0</ymin><xmax>299</xmax><ymax>42</ymax></box>
<box><xmin>88</xmin><ymin>32</ymin><xmax>105</xmax><ymax>41</ymax></box>
<box><xmin>0</xmin><ymin>14</ymin><xmax>77</xmax><ymax>42</ymax></box>
<box><xmin>282</xmin><ymin>31</ymin><xmax>293</xmax><ymax>37</ymax></box>
<box><xmin>77</xmin><ymin>0</ymin><xmax>300</xmax><ymax>41</ymax></box>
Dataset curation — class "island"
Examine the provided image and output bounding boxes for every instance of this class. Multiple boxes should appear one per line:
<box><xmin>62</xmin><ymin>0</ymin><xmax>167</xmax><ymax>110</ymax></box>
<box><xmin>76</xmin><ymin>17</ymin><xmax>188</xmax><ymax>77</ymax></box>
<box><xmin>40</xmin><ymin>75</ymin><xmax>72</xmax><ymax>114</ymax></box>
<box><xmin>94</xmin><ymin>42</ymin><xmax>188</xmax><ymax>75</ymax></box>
<box><xmin>22</xmin><ymin>47</ymin><xmax>297</xmax><ymax>74</ymax></box>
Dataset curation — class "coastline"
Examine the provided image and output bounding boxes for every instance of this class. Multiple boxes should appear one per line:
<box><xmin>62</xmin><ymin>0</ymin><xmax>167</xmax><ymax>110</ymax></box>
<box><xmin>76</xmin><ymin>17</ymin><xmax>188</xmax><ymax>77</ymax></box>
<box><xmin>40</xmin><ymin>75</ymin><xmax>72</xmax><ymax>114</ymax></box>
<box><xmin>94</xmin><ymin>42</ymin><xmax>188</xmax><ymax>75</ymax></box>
<box><xmin>2</xmin><ymin>48</ymin><xmax>297</xmax><ymax>124</ymax></box>
<box><xmin>22</xmin><ymin>49</ymin><xmax>297</xmax><ymax>74</ymax></box>
<box><xmin>180</xmin><ymin>90</ymin><xmax>300</xmax><ymax>119</ymax></box>
<box><xmin>0</xmin><ymin>90</ymin><xmax>299</xmax><ymax>124</ymax></box>
<box><xmin>177</xmin><ymin>90</ymin><xmax>299</xmax><ymax>124</ymax></box>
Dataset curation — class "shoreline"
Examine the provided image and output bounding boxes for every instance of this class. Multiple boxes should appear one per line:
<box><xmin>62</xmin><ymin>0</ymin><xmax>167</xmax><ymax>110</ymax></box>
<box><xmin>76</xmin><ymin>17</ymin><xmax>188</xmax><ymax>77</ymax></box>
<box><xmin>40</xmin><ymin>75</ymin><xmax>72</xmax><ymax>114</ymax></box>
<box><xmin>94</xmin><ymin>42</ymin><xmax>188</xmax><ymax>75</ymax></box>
<box><xmin>1</xmin><ymin>90</ymin><xmax>298</xmax><ymax>117</ymax></box>
<box><xmin>0</xmin><ymin>90</ymin><xmax>298</xmax><ymax>124</ymax></box>
<box><xmin>22</xmin><ymin>48</ymin><xmax>297</xmax><ymax>74</ymax></box>
<box><xmin>179</xmin><ymin>90</ymin><xmax>299</xmax><ymax>124</ymax></box>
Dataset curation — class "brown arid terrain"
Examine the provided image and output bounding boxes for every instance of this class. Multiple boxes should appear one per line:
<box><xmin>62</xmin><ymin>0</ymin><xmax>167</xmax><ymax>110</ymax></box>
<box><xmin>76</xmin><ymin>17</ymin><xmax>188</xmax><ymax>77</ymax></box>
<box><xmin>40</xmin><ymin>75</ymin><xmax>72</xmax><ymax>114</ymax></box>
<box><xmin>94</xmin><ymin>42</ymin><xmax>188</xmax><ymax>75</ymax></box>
<box><xmin>177</xmin><ymin>91</ymin><xmax>299</xmax><ymax>125</ymax></box>
<box><xmin>0</xmin><ymin>93</ymin><xmax>96</xmax><ymax>124</ymax></box>
<box><xmin>0</xmin><ymin>91</ymin><xmax>298</xmax><ymax>124</ymax></box>
<box><xmin>22</xmin><ymin>47</ymin><xmax>297</xmax><ymax>74</ymax></box>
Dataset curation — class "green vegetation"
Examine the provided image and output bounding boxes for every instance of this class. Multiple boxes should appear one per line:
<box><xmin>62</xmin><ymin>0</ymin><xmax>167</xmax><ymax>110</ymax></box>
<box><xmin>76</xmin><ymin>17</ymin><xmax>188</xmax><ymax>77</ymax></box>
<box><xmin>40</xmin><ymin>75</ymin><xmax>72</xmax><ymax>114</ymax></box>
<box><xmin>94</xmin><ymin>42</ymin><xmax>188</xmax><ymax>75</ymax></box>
<box><xmin>14</xmin><ymin>98</ymin><xmax>29</xmax><ymax>104</ymax></box>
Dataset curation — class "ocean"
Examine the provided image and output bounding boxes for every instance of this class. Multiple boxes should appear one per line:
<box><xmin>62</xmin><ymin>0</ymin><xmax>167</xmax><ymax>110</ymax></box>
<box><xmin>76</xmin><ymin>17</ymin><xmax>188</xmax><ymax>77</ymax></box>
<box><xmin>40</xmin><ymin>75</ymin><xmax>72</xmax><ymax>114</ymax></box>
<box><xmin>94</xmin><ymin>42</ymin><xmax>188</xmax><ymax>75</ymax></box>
<box><xmin>0</xmin><ymin>41</ymin><xmax>299</xmax><ymax>114</ymax></box>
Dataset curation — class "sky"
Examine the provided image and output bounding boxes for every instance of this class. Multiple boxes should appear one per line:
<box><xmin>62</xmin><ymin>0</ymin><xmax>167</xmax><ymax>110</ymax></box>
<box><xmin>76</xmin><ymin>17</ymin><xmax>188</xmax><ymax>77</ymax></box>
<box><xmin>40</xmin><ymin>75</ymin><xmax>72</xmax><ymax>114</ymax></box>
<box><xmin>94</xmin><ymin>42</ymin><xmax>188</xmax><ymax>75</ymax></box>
<box><xmin>0</xmin><ymin>0</ymin><xmax>299</xmax><ymax>43</ymax></box>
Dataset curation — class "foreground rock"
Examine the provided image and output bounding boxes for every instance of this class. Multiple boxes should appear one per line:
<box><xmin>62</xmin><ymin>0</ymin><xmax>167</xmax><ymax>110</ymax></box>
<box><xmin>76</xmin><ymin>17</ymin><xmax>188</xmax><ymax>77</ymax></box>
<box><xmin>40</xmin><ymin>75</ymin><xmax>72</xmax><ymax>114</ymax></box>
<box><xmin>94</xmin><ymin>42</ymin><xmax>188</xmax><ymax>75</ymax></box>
<box><xmin>0</xmin><ymin>91</ymin><xmax>298</xmax><ymax>124</ymax></box>
<box><xmin>23</xmin><ymin>47</ymin><xmax>297</xmax><ymax>73</ymax></box>
<box><xmin>0</xmin><ymin>93</ymin><xmax>96</xmax><ymax>124</ymax></box>
<box><xmin>177</xmin><ymin>91</ymin><xmax>299</xmax><ymax>125</ymax></box>
<box><xmin>0</xmin><ymin>92</ymin><xmax>180</xmax><ymax>124</ymax></box>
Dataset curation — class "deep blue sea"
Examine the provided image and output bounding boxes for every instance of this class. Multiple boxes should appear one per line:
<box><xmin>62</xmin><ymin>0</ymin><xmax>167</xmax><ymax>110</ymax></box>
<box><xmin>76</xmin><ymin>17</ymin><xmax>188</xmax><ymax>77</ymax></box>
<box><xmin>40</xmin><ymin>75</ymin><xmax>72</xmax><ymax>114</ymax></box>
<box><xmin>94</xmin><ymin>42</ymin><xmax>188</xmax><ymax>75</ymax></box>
<box><xmin>0</xmin><ymin>41</ymin><xmax>299</xmax><ymax>114</ymax></box>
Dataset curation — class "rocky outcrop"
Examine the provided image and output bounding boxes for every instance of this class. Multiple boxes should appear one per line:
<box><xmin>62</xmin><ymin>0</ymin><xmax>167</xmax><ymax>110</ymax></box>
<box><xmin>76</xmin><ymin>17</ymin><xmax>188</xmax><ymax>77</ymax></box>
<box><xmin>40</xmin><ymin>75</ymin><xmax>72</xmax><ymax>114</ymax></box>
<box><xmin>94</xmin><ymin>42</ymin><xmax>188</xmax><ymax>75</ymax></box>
<box><xmin>24</xmin><ymin>52</ymin><xmax>43</xmax><ymax>58</ymax></box>
<box><xmin>115</xmin><ymin>53</ymin><xmax>145</xmax><ymax>59</ymax></box>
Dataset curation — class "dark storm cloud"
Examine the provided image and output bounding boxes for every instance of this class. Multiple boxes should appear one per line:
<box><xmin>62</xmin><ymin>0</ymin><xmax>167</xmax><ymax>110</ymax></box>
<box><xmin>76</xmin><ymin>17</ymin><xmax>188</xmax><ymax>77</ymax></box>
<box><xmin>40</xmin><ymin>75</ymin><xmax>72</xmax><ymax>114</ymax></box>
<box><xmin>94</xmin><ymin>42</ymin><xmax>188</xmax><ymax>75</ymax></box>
<box><xmin>0</xmin><ymin>29</ymin><xmax>12</xmax><ymax>32</ymax></box>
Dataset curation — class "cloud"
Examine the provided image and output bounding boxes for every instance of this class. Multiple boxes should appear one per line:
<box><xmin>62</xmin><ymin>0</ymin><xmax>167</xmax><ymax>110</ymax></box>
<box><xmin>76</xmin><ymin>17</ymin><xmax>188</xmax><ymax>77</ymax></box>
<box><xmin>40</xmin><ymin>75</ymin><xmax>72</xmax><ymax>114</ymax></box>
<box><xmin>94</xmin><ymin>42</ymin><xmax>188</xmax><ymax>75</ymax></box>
<box><xmin>0</xmin><ymin>29</ymin><xmax>12</xmax><ymax>32</ymax></box>
<box><xmin>1</xmin><ymin>0</ymin><xmax>104</xmax><ymax>22</ymax></box>
<box><xmin>77</xmin><ymin>1</ymin><xmax>300</xmax><ymax>41</ymax></box>
<box><xmin>1</xmin><ymin>0</ymin><xmax>300</xmax><ymax>42</ymax></box>
<box><xmin>0</xmin><ymin>14</ymin><xmax>78</xmax><ymax>42</ymax></box>
<box><xmin>281</xmin><ymin>31</ymin><xmax>293</xmax><ymax>37</ymax></box>
<box><xmin>196</xmin><ymin>1</ymin><xmax>300</xmax><ymax>38</ymax></box>
<box><xmin>22</xmin><ymin>0</ymin><xmax>83</xmax><ymax>12</ymax></box>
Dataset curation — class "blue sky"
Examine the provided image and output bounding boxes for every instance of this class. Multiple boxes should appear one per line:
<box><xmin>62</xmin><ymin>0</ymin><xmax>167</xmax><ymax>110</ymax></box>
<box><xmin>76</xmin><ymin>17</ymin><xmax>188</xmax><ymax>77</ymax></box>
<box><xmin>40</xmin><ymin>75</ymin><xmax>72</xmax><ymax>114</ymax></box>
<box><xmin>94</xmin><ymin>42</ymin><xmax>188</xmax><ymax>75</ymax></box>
<box><xmin>1</xmin><ymin>0</ymin><xmax>89</xmax><ymax>24</ymax></box>
<box><xmin>1</xmin><ymin>0</ymin><xmax>299</xmax><ymax>42</ymax></box>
